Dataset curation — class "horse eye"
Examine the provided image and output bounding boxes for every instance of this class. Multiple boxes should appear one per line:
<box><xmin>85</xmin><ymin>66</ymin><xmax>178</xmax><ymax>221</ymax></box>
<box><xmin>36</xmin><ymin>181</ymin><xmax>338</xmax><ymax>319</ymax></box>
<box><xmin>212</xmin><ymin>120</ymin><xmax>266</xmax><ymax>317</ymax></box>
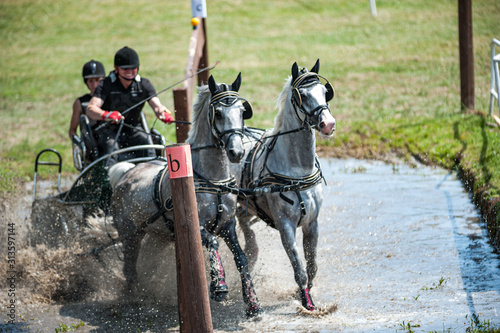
<box><xmin>214</xmin><ymin>107</ymin><xmax>222</xmax><ymax>119</ymax></box>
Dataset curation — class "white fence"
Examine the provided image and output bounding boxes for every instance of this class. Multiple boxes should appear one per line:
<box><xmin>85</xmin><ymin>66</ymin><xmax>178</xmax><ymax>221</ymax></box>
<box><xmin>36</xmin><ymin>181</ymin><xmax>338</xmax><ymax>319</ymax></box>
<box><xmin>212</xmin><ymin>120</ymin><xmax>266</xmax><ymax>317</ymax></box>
<box><xmin>489</xmin><ymin>38</ymin><xmax>500</xmax><ymax>119</ymax></box>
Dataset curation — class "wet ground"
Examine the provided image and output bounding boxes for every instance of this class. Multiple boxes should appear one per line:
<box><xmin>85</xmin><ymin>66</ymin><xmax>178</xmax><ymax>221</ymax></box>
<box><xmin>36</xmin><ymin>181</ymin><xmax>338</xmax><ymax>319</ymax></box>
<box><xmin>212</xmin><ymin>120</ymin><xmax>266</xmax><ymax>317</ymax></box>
<box><xmin>2</xmin><ymin>158</ymin><xmax>500</xmax><ymax>332</ymax></box>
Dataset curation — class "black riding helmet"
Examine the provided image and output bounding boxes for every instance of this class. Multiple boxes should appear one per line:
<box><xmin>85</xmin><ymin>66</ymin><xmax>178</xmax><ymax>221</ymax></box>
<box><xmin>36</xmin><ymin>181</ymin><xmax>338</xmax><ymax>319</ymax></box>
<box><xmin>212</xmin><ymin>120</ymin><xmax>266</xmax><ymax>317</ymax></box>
<box><xmin>114</xmin><ymin>46</ymin><xmax>140</xmax><ymax>69</ymax></box>
<box><xmin>82</xmin><ymin>60</ymin><xmax>105</xmax><ymax>83</ymax></box>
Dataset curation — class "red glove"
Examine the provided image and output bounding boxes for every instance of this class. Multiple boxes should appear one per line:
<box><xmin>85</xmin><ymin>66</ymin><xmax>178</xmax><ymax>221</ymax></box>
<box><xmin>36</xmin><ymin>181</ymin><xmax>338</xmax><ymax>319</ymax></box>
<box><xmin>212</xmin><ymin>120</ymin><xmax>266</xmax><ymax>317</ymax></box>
<box><xmin>159</xmin><ymin>111</ymin><xmax>174</xmax><ymax>124</ymax></box>
<box><xmin>102</xmin><ymin>111</ymin><xmax>123</xmax><ymax>124</ymax></box>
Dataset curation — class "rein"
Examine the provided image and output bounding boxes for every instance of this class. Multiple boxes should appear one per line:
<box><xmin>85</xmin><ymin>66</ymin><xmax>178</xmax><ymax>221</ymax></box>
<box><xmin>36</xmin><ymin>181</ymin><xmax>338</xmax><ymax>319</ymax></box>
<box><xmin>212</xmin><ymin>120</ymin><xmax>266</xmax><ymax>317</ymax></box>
<box><xmin>95</xmin><ymin>61</ymin><xmax>219</xmax><ymax>132</ymax></box>
<box><xmin>190</xmin><ymin>144</ymin><xmax>219</xmax><ymax>151</ymax></box>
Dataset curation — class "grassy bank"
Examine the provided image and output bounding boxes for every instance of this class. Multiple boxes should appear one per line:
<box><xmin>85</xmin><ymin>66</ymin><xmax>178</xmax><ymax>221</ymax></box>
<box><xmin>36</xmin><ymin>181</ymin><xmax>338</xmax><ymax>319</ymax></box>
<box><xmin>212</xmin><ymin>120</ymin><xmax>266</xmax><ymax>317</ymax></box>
<box><xmin>1</xmin><ymin>0</ymin><xmax>499</xmax><ymax>243</ymax></box>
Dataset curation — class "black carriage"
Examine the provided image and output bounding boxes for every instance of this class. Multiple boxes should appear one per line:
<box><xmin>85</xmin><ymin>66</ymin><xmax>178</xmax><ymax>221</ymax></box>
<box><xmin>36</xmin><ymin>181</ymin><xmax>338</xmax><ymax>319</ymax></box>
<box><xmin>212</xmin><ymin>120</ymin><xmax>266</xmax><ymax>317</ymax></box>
<box><xmin>31</xmin><ymin>112</ymin><xmax>167</xmax><ymax>247</ymax></box>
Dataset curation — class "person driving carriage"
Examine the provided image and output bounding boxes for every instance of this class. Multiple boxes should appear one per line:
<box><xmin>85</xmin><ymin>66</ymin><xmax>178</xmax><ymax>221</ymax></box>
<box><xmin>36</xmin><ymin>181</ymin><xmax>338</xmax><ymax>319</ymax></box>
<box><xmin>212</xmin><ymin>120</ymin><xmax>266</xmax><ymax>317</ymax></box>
<box><xmin>68</xmin><ymin>60</ymin><xmax>106</xmax><ymax>140</ymax></box>
<box><xmin>86</xmin><ymin>46</ymin><xmax>174</xmax><ymax>166</ymax></box>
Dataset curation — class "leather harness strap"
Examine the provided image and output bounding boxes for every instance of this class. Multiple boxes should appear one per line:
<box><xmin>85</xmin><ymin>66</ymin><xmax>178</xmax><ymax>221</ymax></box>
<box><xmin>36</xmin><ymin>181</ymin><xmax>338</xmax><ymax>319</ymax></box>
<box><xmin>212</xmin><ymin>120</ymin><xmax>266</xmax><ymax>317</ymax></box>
<box><xmin>193</xmin><ymin>170</ymin><xmax>239</xmax><ymax>233</ymax></box>
<box><xmin>239</xmin><ymin>127</ymin><xmax>325</xmax><ymax>226</ymax></box>
<box><xmin>152</xmin><ymin>163</ymin><xmax>174</xmax><ymax>233</ymax></box>
<box><xmin>150</xmin><ymin>164</ymin><xmax>240</xmax><ymax>235</ymax></box>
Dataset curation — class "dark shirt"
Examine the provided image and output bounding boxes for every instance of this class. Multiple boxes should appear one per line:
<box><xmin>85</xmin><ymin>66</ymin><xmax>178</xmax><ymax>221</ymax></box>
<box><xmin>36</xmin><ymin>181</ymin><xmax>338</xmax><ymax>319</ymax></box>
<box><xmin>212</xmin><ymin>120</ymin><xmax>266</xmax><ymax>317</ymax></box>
<box><xmin>93</xmin><ymin>72</ymin><xmax>156</xmax><ymax>126</ymax></box>
<box><xmin>78</xmin><ymin>93</ymin><xmax>92</xmax><ymax>114</ymax></box>
<box><xmin>78</xmin><ymin>93</ymin><xmax>97</xmax><ymax>128</ymax></box>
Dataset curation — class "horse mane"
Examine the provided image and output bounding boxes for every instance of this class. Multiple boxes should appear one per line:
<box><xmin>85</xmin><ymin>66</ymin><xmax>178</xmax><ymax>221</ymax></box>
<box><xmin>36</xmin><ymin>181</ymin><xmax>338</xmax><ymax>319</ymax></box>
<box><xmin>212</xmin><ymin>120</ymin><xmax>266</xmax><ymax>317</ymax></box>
<box><xmin>269</xmin><ymin>76</ymin><xmax>293</xmax><ymax>136</ymax></box>
<box><xmin>186</xmin><ymin>85</ymin><xmax>212</xmax><ymax>145</ymax></box>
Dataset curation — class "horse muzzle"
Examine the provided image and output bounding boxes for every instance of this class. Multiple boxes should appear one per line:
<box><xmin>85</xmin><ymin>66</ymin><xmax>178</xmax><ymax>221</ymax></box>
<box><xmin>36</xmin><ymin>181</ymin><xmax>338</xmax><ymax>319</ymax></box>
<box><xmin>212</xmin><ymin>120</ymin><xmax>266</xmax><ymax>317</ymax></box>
<box><xmin>318</xmin><ymin>113</ymin><xmax>336</xmax><ymax>139</ymax></box>
<box><xmin>224</xmin><ymin>132</ymin><xmax>245</xmax><ymax>163</ymax></box>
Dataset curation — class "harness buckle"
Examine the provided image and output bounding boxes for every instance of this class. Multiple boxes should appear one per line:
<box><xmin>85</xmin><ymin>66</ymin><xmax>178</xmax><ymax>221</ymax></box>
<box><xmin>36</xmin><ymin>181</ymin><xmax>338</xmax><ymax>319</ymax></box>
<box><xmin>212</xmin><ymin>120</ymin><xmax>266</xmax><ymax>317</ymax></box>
<box><xmin>299</xmin><ymin>200</ymin><xmax>306</xmax><ymax>215</ymax></box>
<box><xmin>218</xmin><ymin>204</ymin><xmax>224</xmax><ymax>213</ymax></box>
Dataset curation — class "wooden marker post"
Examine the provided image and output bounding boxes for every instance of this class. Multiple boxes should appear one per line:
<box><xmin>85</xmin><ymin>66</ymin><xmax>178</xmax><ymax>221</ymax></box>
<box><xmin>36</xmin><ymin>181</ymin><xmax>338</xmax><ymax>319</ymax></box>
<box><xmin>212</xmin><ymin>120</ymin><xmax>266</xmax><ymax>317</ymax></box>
<box><xmin>166</xmin><ymin>143</ymin><xmax>213</xmax><ymax>333</ymax></box>
<box><xmin>173</xmin><ymin>87</ymin><xmax>190</xmax><ymax>143</ymax></box>
<box><xmin>458</xmin><ymin>0</ymin><xmax>475</xmax><ymax>111</ymax></box>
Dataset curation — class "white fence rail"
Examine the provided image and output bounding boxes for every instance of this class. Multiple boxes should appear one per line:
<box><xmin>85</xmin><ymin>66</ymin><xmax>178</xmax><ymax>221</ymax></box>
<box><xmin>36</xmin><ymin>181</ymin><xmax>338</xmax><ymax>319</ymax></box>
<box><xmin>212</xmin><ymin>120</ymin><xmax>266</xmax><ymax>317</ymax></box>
<box><xmin>489</xmin><ymin>38</ymin><xmax>500</xmax><ymax>118</ymax></box>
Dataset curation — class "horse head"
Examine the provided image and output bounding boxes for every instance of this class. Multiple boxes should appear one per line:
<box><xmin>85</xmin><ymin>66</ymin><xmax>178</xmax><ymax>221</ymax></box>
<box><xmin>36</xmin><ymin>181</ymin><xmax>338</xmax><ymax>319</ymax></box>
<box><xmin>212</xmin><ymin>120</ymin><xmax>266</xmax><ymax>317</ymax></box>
<box><xmin>208</xmin><ymin>73</ymin><xmax>251</xmax><ymax>163</ymax></box>
<box><xmin>291</xmin><ymin>59</ymin><xmax>336</xmax><ymax>139</ymax></box>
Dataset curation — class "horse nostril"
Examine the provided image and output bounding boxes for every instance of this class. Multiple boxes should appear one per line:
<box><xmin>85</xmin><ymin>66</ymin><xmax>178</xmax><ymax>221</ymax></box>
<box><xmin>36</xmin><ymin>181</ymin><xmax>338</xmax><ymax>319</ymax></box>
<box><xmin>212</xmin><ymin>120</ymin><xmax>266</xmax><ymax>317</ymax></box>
<box><xmin>320</xmin><ymin>121</ymin><xmax>326</xmax><ymax>129</ymax></box>
<box><xmin>228</xmin><ymin>149</ymin><xmax>243</xmax><ymax>163</ymax></box>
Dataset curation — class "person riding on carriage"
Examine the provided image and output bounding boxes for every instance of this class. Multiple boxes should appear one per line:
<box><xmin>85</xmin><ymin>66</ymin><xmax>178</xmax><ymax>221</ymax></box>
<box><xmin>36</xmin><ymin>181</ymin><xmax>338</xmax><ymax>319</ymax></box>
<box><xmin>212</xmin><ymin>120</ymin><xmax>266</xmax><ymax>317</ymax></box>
<box><xmin>69</xmin><ymin>60</ymin><xmax>108</xmax><ymax>171</ymax></box>
<box><xmin>69</xmin><ymin>59</ymin><xmax>106</xmax><ymax>141</ymax></box>
<box><xmin>86</xmin><ymin>46</ymin><xmax>174</xmax><ymax>166</ymax></box>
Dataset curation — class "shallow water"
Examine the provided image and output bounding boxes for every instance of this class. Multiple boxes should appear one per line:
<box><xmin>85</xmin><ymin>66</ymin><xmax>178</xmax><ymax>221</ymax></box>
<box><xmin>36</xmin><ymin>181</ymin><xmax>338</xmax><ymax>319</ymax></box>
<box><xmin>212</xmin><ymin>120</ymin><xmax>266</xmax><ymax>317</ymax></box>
<box><xmin>3</xmin><ymin>158</ymin><xmax>500</xmax><ymax>332</ymax></box>
<box><xmin>310</xmin><ymin>158</ymin><xmax>500</xmax><ymax>331</ymax></box>
<box><xmin>225</xmin><ymin>158</ymin><xmax>500</xmax><ymax>332</ymax></box>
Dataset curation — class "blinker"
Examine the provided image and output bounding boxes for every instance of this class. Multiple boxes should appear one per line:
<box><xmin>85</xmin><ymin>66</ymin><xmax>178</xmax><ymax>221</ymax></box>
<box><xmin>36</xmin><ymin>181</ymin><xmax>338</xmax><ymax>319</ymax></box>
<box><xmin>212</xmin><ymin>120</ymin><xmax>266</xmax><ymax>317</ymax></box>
<box><xmin>325</xmin><ymin>81</ymin><xmax>334</xmax><ymax>102</ymax></box>
<box><xmin>242</xmin><ymin>100</ymin><xmax>253</xmax><ymax>120</ymax></box>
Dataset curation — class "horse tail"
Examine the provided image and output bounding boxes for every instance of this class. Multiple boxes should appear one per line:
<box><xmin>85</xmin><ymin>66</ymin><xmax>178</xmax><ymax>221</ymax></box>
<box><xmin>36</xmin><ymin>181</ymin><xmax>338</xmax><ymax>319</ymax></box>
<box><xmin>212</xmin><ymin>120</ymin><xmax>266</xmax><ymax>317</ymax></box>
<box><xmin>108</xmin><ymin>162</ymin><xmax>135</xmax><ymax>189</ymax></box>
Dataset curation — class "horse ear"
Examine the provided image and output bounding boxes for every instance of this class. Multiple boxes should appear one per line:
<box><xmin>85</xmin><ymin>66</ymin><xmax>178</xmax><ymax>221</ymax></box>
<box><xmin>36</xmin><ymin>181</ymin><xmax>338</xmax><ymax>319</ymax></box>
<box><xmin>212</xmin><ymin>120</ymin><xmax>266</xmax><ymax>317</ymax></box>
<box><xmin>208</xmin><ymin>75</ymin><xmax>217</xmax><ymax>94</ymax></box>
<box><xmin>311</xmin><ymin>59</ymin><xmax>320</xmax><ymax>74</ymax></box>
<box><xmin>232</xmin><ymin>72</ymin><xmax>242</xmax><ymax>92</ymax></box>
<box><xmin>292</xmin><ymin>62</ymin><xmax>299</xmax><ymax>82</ymax></box>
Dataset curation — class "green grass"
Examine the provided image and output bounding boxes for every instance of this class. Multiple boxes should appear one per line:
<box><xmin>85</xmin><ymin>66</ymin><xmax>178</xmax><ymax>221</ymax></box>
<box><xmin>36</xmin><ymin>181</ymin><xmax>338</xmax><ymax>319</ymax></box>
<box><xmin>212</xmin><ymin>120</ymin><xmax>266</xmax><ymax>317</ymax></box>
<box><xmin>54</xmin><ymin>321</ymin><xmax>85</xmax><ymax>332</ymax></box>
<box><xmin>1</xmin><ymin>0</ymin><xmax>499</xmax><ymax>234</ymax></box>
<box><xmin>399</xmin><ymin>314</ymin><xmax>500</xmax><ymax>333</ymax></box>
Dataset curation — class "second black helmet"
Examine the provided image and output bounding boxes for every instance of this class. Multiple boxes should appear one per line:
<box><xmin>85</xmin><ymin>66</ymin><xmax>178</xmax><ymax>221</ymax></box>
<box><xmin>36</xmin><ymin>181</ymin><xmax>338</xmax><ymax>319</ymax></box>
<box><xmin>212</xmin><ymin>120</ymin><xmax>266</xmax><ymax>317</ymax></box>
<box><xmin>82</xmin><ymin>60</ymin><xmax>105</xmax><ymax>81</ymax></box>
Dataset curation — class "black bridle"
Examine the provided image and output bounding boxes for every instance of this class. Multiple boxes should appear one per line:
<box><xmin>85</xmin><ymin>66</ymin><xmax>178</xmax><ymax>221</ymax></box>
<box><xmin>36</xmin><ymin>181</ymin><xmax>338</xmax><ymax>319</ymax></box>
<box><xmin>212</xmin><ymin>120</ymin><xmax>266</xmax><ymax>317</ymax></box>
<box><xmin>192</xmin><ymin>90</ymin><xmax>247</xmax><ymax>151</ymax></box>
<box><xmin>290</xmin><ymin>72</ymin><xmax>333</xmax><ymax>131</ymax></box>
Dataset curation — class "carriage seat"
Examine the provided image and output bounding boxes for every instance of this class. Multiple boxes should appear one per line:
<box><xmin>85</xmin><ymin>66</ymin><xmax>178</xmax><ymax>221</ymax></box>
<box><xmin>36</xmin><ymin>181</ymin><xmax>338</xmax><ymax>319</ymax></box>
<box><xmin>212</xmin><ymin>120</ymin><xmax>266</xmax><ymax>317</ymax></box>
<box><xmin>72</xmin><ymin>114</ymin><xmax>99</xmax><ymax>171</ymax></box>
<box><xmin>72</xmin><ymin>112</ymin><xmax>166</xmax><ymax>171</ymax></box>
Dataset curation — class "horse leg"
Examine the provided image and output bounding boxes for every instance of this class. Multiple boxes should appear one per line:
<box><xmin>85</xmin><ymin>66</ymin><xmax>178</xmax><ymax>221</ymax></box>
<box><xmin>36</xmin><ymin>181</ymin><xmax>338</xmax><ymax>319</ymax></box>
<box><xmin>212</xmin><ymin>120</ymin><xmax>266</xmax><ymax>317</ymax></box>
<box><xmin>236</xmin><ymin>207</ymin><xmax>259</xmax><ymax>270</ymax></box>
<box><xmin>121</xmin><ymin>230</ymin><xmax>145</xmax><ymax>295</ymax></box>
<box><xmin>201</xmin><ymin>227</ymin><xmax>228</xmax><ymax>302</ymax></box>
<box><xmin>303</xmin><ymin>219</ymin><xmax>319</xmax><ymax>291</ymax></box>
<box><xmin>220</xmin><ymin>219</ymin><xmax>262</xmax><ymax>317</ymax></box>
<box><xmin>279</xmin><ymin>220</ymin><xmax>316</xmax><ymax>311</ymax></box>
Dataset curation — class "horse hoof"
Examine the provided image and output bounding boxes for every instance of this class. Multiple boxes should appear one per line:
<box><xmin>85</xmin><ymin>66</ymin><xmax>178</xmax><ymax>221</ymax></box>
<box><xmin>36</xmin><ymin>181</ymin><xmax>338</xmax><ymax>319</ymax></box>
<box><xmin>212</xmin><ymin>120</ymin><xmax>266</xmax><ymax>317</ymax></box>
<box><xmin>210</xmin><ymin>281</ymin><xmax>229</xmax><ymax>302</ymax></box>
<box><xmin>300</xmin><ymin>288</ymin><xmax>315</xmax><ymax>311</ymax></box>
<box><xmin>245</xmin><ymin>304</ymin><xmax>262</xmax><ymax>318</ymax></box>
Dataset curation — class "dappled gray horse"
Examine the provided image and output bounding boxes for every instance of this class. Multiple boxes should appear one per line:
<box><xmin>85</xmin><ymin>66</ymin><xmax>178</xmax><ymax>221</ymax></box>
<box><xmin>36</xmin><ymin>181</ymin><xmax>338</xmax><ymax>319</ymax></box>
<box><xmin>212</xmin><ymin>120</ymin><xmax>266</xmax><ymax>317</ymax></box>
<box><xmin>231</xmin><ymin>60</ymin><xmax>336</xmax><ymax>311</ymax></box>
<box><xmin>108</xmin><ymin>74</ymin><xmax>261</xmax><ymax>317</ymax></box>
